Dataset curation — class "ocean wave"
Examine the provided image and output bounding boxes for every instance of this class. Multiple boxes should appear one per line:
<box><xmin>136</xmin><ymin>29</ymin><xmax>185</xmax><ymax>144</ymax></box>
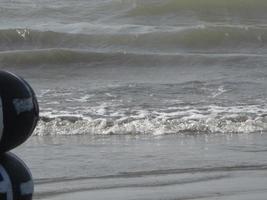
<box><xmin>0</xmin><ymin>49</ymin><xmax>112</xmax><ymax>66</ymax></box>
<box><xmin>1</xmin><ymin>26</ymin><xmax>267</xmax><ymax>53</ymax></box>
<box><xmin>128</xmin><ymin>0</ymin><xmax>267</xmax><ymax>20</ymax></box>
<box><xmin>1</xmin><ymin>48</ymin><xmax>267</xmax><ymax>67</ymax></box>
<box><xmin>34</xmin><ymin>105</ymin><xmax>267</xmax><ymax>136</ymax></box>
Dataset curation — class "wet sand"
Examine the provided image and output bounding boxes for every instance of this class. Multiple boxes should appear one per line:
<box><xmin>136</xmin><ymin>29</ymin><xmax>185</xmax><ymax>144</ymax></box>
<box><xmin>14</xmin><ymin>133</ymin><xmax>267</xmax><ymax>200</ymax></box>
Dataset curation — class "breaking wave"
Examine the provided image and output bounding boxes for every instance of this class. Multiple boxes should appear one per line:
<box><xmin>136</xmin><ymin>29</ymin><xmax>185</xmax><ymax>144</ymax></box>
<box><xmin>34</xmin><ymin>105</ymin><xmax>267</xmax><ymax>136</ymax></box>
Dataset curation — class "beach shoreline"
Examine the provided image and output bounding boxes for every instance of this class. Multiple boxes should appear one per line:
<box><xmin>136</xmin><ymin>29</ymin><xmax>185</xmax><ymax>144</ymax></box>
<box><xmin>14</xmin><ymin>133</ymin><xmax>267</xmax><ymax>200</ymax></box>
<box><xmin>2</xmin><ymin>0</ymin><xmax>267</xmax><ymax>199</ymax></box>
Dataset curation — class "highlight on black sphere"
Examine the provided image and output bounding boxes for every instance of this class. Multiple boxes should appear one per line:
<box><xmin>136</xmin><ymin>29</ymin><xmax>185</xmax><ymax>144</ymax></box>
<box><xmin>0</xmin><ymin>71</ymin><xmax>39</xmax><ymax>153</ymax></box>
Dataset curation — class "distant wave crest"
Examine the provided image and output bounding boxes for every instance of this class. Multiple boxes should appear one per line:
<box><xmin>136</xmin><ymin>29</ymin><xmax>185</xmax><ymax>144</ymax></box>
<box><xmin>1</xmin><ymin>26</ymin><xmax>267</xmax><ymax>54</ymax></box>
<box><xmin>0</xmin><ymin>48</ymin><xmax>266</xmax><ymax>67</ymax></box>
<box><xmin>128</xmin><ymin>0</ymin><xmax>267</xmax><ymax>19</ymax></box>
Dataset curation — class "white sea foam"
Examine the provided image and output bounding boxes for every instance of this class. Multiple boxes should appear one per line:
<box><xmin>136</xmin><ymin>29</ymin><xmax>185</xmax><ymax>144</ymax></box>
<box><xmin>34</xmin><ymin>104</ymin><xmax>267</xmax><ymax>136</ymax></box>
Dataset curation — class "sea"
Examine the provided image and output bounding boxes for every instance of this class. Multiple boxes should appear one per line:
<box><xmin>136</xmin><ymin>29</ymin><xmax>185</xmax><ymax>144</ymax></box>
<box><xmin>1</xmin><ymin>0</ymin><xmax>267</xmax><ymax>199</ymax></box>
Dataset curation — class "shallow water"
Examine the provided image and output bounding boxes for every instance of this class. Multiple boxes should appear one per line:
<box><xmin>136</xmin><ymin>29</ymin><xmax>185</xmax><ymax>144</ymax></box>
<box><xmin>14</xmin><ymin>133</ymin><xmax>267</xmax><ymax>200</ymax></box>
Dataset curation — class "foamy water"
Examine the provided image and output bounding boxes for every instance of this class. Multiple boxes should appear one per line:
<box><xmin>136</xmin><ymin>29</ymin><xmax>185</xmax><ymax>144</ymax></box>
<box><xmin>1</xmin><ymin>0</ymin><xmax>267</xmax><ymax>136</ymax></box>
<box><xmin>2</xmin><ymin>1</ymin><xmax>267</xmax><ymax>199</ymax></box>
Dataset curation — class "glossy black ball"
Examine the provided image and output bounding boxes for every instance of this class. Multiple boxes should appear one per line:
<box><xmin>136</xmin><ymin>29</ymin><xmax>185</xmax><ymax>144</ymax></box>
<box><xmin>0</xmin><ymin>71</ymin><xmax>39</xmax><ymax>152</ymax></box>
<box><xmin>0</xmin><ymin>152</ymin><xmax>33</xmax><ymax>200</ymax></box>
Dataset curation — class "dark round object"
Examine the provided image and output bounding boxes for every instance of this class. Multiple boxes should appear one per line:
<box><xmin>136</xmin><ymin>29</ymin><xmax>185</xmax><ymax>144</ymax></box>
<box><xmin>0</xmin><ymin>71</ymin><xmax>39</xmax><ymax>152</ymax></box>
<box><xmin>0</xmin><ymin>152</ymin><xmax>33</xmax><ymax>200</ymax></box>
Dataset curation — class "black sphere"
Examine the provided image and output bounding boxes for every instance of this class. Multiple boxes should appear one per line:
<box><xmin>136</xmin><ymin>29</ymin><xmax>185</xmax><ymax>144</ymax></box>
<box><xmin>0</xmin><ymin>71</ymin><xmax>39</xmax><ymax>152</ymax></box>
<box><xmin>0</xmin><ymin>152</ymin><xmax>33</xmax><ymax>200</ymax></box>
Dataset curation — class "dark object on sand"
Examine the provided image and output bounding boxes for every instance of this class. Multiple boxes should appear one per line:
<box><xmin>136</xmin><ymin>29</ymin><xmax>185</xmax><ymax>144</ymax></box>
<box><xmin>0</xmin><ymin>71</ymin><xmax>39</xmax><ymax>153</ymax></box>
<box><xmin>0</xmin><ymin>152</ymin><xmax>33</xmax><ymax>200</ymax></box>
